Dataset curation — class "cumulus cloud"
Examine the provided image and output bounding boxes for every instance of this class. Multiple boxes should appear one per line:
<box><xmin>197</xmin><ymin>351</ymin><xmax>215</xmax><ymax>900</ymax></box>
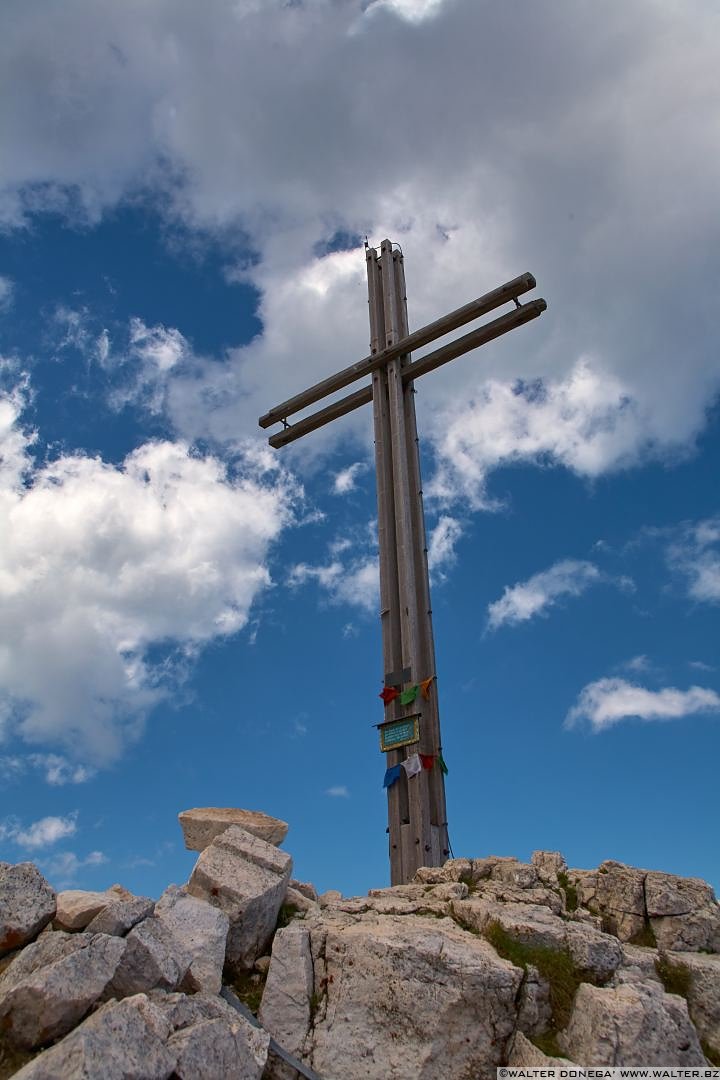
<box><xmin>0</xmin><ymin>276</ymin><xmax>14</xmax><ymax>312</ymax></box>
<box><xmin>427</xmin><ymin>515</ymin><xmax>462</xmax><ymax>579</ymax></box>
<box><xmin>667</xmin><ymin>517</ymin><xmax>720</xmax><ymax>604</ymax></box>
<box><xmin>0</xmin><ymin>0</ymin><xmax>717</xmax><ymax>493</ymax></box>
<box><xmin>332</xmin><ymin>461</ymin><xmax>368</xmax><ymax>495</ymax></box>
<box><xmin>487</xmin><ymin>559</ymin><xmax>604</xmax><ymax>630</ymax></box>
<box><xmin>0</xmin><ymin>386</ymin><xmax>297</xmax><ymax>764</ymax></box>
<box><xmin>288</xmin><ymin>555</ymin><xmax>379</xmax><ymax>612</ymax></box>
<box><xmin>0</xmin><ymin>754</ymin><xmax>95</xmax><ymax>785</ymax></box>
<box><xmin>0</xmin><ymin>812</ymin><xmax>78</xmax><ymax>850</ymax></box>
<box><xmin>566</xmin><ymin>678</ymin><xmax>720</xmax><ymax>732</ymax></box>
<box><xmin>40</xmin><ymin>849</ymin><xmax>107</xmax><ymax>889</ymax></box>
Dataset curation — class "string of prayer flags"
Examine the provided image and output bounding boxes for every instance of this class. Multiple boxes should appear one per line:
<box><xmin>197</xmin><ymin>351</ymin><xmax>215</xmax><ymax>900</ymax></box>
<box><xmin>419</xmin><ymin>753</ymin><xmax>434</xmax><ymax>771</ymax></box>
<box><xmin>379</xmin><ymin>686</ymin><xmax>400</xmax><ymax>705</ymax></box>
<box><xmin>419</xmin><ymin>677</ymin><xmax>434</xmax><ymax>700</ymax></box>
<box><xmin>437</xmin><ymin>753</ymin><xmax>449</xmax><ymax>775</ymax></box>
<box><xmin>399</xmin><ymin>684</ymin><xmax>419</xmax><ymax>706</ymax></box>
<box><xmin>402</xmin><ymin>753</ymin><xmax>422</xmax><ymax>778</ymax></box>
<box><xmin>383</xmin><ymin>764</ymin><xmax>402</xmax><ymax>789</ymax></box>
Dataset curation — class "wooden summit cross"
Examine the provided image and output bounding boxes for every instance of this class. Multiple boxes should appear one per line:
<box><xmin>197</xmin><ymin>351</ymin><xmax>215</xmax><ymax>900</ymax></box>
<box><xmin>260</xmin><ymin>240</ymin><xmax>546</xmax><ymax>884</ymax></box>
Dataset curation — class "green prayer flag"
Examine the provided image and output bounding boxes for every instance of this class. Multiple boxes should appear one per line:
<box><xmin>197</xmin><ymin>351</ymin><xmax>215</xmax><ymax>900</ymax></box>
<box><xmin>437</xmin><ymin>753</ymin><xmax>449</xmax><ymax>775</ymax></box>
<box><xmin>399</xmin><ymin>684</ymin><xmax>419</xmax><ymax>705</ymax></box>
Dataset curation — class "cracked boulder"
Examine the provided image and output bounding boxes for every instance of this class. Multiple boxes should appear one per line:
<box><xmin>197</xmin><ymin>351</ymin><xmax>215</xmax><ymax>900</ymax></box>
<box><xmin>664</xmin><ymin>951</ymin><xmax>720</xmax><ymax>1060</ymax></box>
<box><xmin>104</xmin><ymin>915</ymin><xmax>193</xmax><ymax>998</ymax></box>
<box><xmin>258</xmin><ymin>924</ymin><xmax>314</xmax><ymax>1078</ymax></box>
<box><xmin>646</xmin><ymin>872</ymin><xmax>720</xmax><ymax>952</ymax></box>
<box><xmin>153</xmin><ymin>885</ymin><xmax>229</xmax><ymax>993</ymax></box>
<box><xmin>262</xmin><ymin>911</ymin><xmax>522</xmax><ymax>1080</ymax></box>
<box><xmin>0</xmin><ymin>931</ymin><xmax>126</xmax><ymax>1049</ymax></box>
<box><xmin>558</xmin><ymin>980</ymin><xmax>706</xmax><ymax>1065</ymax></box>
<box><xmin>187</xmin><ymin>824</ymin><xmax>292</xmax><ymax>972</ymax></box>
<box><xmin>151</xmin><ymin>990</ymin><xmax>270</xmax><ymax>1079</ymax></box>
<box><xmin>0</xmin><ymin>863</ymin><xmax>56</xmax><ymax>956</ymax></box>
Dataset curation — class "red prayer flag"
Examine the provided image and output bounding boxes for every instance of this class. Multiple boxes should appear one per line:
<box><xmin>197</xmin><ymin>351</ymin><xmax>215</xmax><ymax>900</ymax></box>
<box><xmin>419</xmin><ymin>753</ymin><xmax>434</xmax><ymax>770</ymax></box>
<box><xmin>379</xmin><ymin>686</ymin><xmax>400</xmax><ymax>705</ymax></box>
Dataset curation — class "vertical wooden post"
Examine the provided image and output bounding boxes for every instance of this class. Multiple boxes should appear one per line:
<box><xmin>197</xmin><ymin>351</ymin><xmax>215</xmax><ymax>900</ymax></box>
<box><xmin>368</xmin><ymin>240</ymin><xmax>449</xmax><ymax>883</ymax></box>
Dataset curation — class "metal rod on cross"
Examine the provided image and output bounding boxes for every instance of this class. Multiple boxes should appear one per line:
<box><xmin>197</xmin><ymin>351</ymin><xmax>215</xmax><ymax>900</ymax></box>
<box><xmin>260</xmin><ymin>241</ymin><xmax>546</xmax><ymax>884</ymax></box>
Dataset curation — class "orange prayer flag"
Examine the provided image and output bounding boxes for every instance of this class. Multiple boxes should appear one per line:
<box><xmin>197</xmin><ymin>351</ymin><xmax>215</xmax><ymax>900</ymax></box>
<box><xmin>420</xmin><ymin>677</ymin><xmax>434</xmax><ymax>700</ymax></box>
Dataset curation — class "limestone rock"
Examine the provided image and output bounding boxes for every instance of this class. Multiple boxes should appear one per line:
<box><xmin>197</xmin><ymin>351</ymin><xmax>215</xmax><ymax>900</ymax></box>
<box><xmin>593</xmin><ymin>861</ymin><xmax>647</xmax><ymax>941</ymax></box>
<box><xmin>0</xmin><ymin>863</ymin><xmax>56</xmax><ymax>956</ymax></box>
<box><xmin>614</xmin><ymin>943</ymin><xmax>662</xmax><ymax>986</ymax></box>
<box><xmin>187</xmin><ymin>824</ymin><xmax>292</xmax><ymax>971</ymax></box>
<box><xmin>665</xmin><ymin>950</ymin><xmax>720</xmax><ymax>1059</ymax></box>
<box><xmin>0</xmin><ymin>931</ymin><xmax>126</xmax><ymax>1049</ymax></box>
<box><xmin>12</xmin><ymin>992</ymin><xmax>175</xmax><ymax>1079</ymax></box>
<box><xmin>558</xmin><ymin>980</ymin><xmax>706</xmax><ymax>1065</ymax></box>
<box><xmin>508</xmin><ymin>1031</ymin><xmax>576</xmax><ymax>1067</ymax></box>
<box><xmin>317</xmin><ymin>889</ymin><xmax>342</xmax><ymax>907</ymax></box>
<box><xmin>105</xmin><ymin>915</ymin><xmax>192</xmax><ymax>998</ymax></box>
<box><xmin>413</xmin><ymin>858</ymin><xmax>472</xmax><ymax>885</ymax></box>
<box><xmin>289</xmin><ymin>879</ymin><xmax>318</xmax><ymax>902</ymax></box>
<box><xmin>85</xmin><ymin>895</ymin><xmax>155</xmax><ymax>937</ymax></box>
<box><xmin>531</xmin><ymin>850</ymin><xmax>568</xmax><ymax>884</ymax></box>
<box><xmin>150</xmin><ymin>990</ymin><xmax>269</xmax><ymax>1079</ymax></box>
<box><xmin>154</xmin><ymin>884</ymin><xmax>229</xmax><ymax>993</ymax></box>
<box><xmin>105</xmin><ymin>883</ymin><xmax>135</xmax><ymax>901</ymax></box>
<box><xmin>517</xmin><ymin>963</ymin><xmax>553</xmax><ymax>1037</ymax></box>
<box><xmin>302</xmin><ymin>913</ymin><xmax>522</xmax><ymax>1080</ymax></box>
<box><xmin>646</xmin><ymin>871</ymin><xmax>720</xmax><ymax>952</ymax></box>
<box><xmin>179</xmin><ymin>807</ymin><xmax>288</xmax><ymax>851</ymax></box>
<box><xmin>259</xmin><ymin>925</ymin><xmax>314</xmax><ymax>1065</ymax></box>
<box><xmin>473</xmin><ymin>879</ymin><xmax>564</xmax><ymax>915</ymax></box>
<box><xmin>452</xmin><ymin>898</ymin><xmax>622</xmax><ymax>981</ymax></box>
<box><xmin>54</xmin><ymin>890</ymin><xmax>111</xmax><ymax>931</ymax></box>
<box><xmin>285</xmin><ymin>885</ymin><xmax>319</xmax><ymax>914</ymax></box>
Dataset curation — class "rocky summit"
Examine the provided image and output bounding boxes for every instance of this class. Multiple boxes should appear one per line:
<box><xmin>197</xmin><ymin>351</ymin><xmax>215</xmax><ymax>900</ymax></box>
<box><xmin>0</xmin><ymin>811</ymin><xmax>719</xmax><ymax>1079</ymax></box>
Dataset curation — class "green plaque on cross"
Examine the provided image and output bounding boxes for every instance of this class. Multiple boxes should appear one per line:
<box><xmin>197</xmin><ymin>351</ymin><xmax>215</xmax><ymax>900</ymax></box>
<box><xmin>379</xmin><ymin>714</ymin><xmax>420</xmax><ymax>753</ymax></box>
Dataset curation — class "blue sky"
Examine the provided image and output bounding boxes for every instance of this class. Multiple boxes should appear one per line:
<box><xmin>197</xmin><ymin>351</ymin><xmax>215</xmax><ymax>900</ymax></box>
<box><xmin>0</xmin><ymin>0</ymin><xmax>718</xmax><ymax>900</ymax></box>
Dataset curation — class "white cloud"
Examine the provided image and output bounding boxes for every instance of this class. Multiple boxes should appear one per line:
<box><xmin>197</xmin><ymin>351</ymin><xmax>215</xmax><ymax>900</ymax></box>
<box><xmin>109</xmin><ymin>318</ymin><xmax>190</xmax><ymax>415</ymax></box>
<box><xmin>0</xmin><ymin>753</ymin><xmax>95</xmax><ymax>785</ymax></box>
<box><xmin>41</xmin><ymin>849</ymin><xmax>108</xmax><ymax>889</ymax></box>
<box><xmin>0</xmin><ymin>0</ymin><xmax>717</xmax><ymax>492</ymax></box>
<box><xmin>427</xmin><ymin>515</ymin><xmax>462</xmax><ymax>578</ymax></box>
<box><xmin>332</xmin><ymin>461</ymin><xmax>368</xmax><ymax>495</ymax></box>
<box><xmin>668</xmin><ymin>517</ymin><xmax>720</xmax><ymax>604</ymax></box>
<box><xmin>288</xmin><ymin>555</ymin><xmax>379</xmax><ymax>612</ymax></box>
<box><xmin>0</xmin><ymin>812</ymin><xmax>78</xmax><ymax>850</ymax></box>
<box><xmin>566</xmin><ymin>678</ymin><xmax>720</xmax><ymax>733</ymax></box>
<box><xmin>623</xmin><ymin>655</ymin><xmax>651</xmax><ymax>674</ymax></box>
<box><xmin>0</xmin><ymin>276</ymin><xmax>14</xmax><ymax>312</ymax></box>
<box><xmin>487</xmin><ymin>559</ymin><xmax>603</xmax><ymax>630</ymax></box>
<box><xmin>0</xmin><ymin>386</ymin><xmax>297</xmax><ymax>764</ymax></box>
<box><xmin>689</xmin><ymin>660</ymin><xmax>715</xmax><ymax>672</ymax></box>
<box><xmin>325</xmin><ymin>785</ymin><xmax>349</xmax><ymax>798</ymax></box>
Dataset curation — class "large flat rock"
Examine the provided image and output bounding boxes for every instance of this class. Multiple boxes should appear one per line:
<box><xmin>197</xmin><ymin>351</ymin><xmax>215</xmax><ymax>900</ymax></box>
<box><xmin>178</xmin><ymin>807</ymin><xmax>288</xmax><ymax>851</ymax></box>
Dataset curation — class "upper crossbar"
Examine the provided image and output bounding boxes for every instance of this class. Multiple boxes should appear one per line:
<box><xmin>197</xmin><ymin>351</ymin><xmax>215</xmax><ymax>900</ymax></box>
<box><xmin>258</xmin><ymin>272</ymin><xmax>536</xmax><ymax>429</ymax></box>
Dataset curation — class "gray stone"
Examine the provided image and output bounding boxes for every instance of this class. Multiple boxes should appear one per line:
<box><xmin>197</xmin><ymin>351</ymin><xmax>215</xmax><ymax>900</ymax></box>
<box><xmin>259</xmin><ymin>925</ymin><xmax>314</xmax><ymax>1065</ymax></box>
<box><xmin>154</xmin><ymin>884</ymin><xmax>229</xmax><ymax>993</ymax></box>
<box><xmin>508</xmin><ymin>1030</ymin><xmax>576</xmax><ymax>1067</ymax></box>
<box><xmin>289</xmin><ymin>879</ymin><xmax>318</xmax><ymax>902</ymax></box>
<box><xmin>317</xmin><ymin>889</ymin><xmax>342</xmax><ymax>907</ymax></box>
<box><xmin>285</xmin><ymin>885</ymin><xmax>319</xmax><ymax>914</ymax></box>
<box><xmin>179</xmin><ymin>807</ymin><xmax>288</xmax><ymax>851</ymax></box>
<box><xmin>188</xmin><ymin>825</ymin><xmax>292</xmax><ymax>971</ymax></box>
<box><xmin>304</xmin><ymin>913</ymin><xmax>522</xmax><ymax>1080</ymax></box>
<box><xmin>593</xmin><ymin>861</ymin><xmax>648</xmax><ymax>941</ymax></box>
<box><xmin>0</xmin><ymin>931</ymin><xmax>126</xmax><ymax>1049</ymax></box>
<box><xmin>12</xmin><ymin>993</ymin><xmax>175</xmax><ymax>1079</ymax></box>
<box><xmin>614</xmin><ymin>943</ymin><xmax>662</xmax><ymax>986</ymax></box>
<box><xmin>517</xmin><ymin>963</ymin><xmax>553</xmax><ymax>1037</ymax></box>
<box><xmin>531</xmin><ymin>851</ymin><xmax>568</xmax><ymax>884</ymax></box>
<box><xmin>558</xmin><ymin>980</ymin><xmax>706</xmax><ymax>1066</ymax></box>
<box><xmin>646</xmin><ymin>871</ymin><xmax>720</xmax><ymax>952</ymax></box>
<box><xmin>85</xmin><ymin>896</ymin><xmax>155</xmax><ymax>936</ymax></box>
<box><xmin>149</xmin><ymin>990</ymin><xmax>269</xmax><ymax>1079</ymax></box>
<box><xmin>0</xmin><ymin>863</ymin><xmax>56</xmax><ymax>956</ymax></box>
<box><xmin>105</xmin><ymin>916</ymin><xmax>192</xmax><ymax>998</ymax></box>
<box><xmin>665</xmin><ymin>950</ymin><xmax>720</xmax><ymax>1059</ymax></box>
<box><xmin>53</xmin><ymin>890</ymin><xmax>111</xmax><ymax>931</ymax></box>
<box><xmin>413</xmin><ymin>858</ymin><xmax>473</xmax><ymax>885</ymax></box>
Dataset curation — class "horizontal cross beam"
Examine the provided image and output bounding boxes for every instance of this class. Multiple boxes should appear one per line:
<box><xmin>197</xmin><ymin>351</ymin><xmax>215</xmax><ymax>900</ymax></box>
<box><xmin>267</xmin><ymin>297</ymin><xmax>546</xmax><ymax>448</ymax></box>
<box><xmin>259</xmin><ymin>272</ymin><xmax>537</xmax><ymax>430</ymax></box>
